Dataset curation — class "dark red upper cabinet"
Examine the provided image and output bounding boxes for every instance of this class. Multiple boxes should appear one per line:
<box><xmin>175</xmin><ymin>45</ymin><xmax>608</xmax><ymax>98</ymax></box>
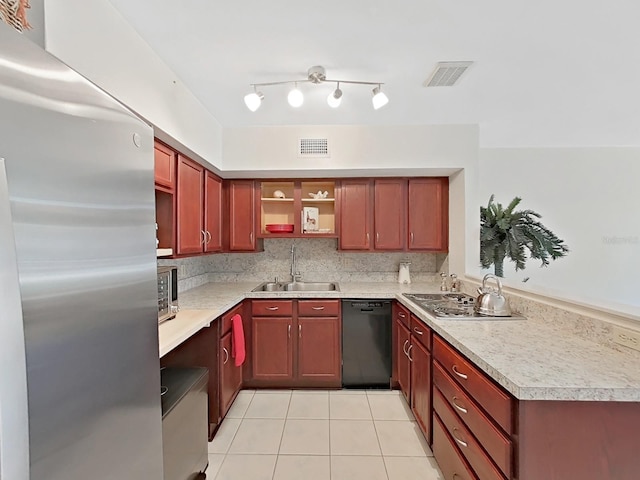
<box><xmin>374</xmin><ymin>179</ymin><xmax>405</xmax><ymax>250</ymax></box>
<box><xmin>408</xmin><ymin>178</ymin><xmax>449</xmax><ymax>251</ymax></box>
<box><xmin>339</xmin><ymin>180</ymin><xmax>372</xmax><ymax>250</ymax></box>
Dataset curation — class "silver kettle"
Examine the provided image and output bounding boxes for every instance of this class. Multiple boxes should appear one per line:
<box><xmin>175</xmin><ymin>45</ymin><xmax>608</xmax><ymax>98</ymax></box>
<box><xmin>474</xmin><ymin>274</ymin><xmax>512</xmax><ymax>317</ymax></box>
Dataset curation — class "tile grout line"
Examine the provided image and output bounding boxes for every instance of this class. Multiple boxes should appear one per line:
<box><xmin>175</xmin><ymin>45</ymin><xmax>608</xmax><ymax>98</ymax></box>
<box><xmin>213</xmin><ymin>390</ymin><xmax>255</xmax><ymax>479</ymax></box>
<box><xmin>367</xmin><ymin>391</ymin><xmax>391</xmax><ymax>480</ymax></box>
<box><xmin>271</xmin><ymin>390</ymin><xmax>294</xmax><ymax>480</ymax></box>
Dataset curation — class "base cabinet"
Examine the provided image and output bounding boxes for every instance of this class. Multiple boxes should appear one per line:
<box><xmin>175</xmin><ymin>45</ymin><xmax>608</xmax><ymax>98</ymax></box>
<box><xmin>247</xmin><ymin>299</ymin><xmax>341</xmax><ymax>387</ymax></box>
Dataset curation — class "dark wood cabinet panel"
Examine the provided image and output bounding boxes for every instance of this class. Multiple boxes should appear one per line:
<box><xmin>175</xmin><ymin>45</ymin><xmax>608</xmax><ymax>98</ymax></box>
<box><xmin>434</xmin><ymin>388</ymin><xmax>506</xmax><ymax>480</ymax></box>
<box><xmin>408</xmin><ymin>178</ymin><xmax>449</xmax><ymax>251</ymax></box>
<box><xmin>251</xmin><ymin>317</ymin><xmax>293</xmax><ymax>381</ymax></box>
<box><xmin>433</xmin><ymin>361</ymin><xmax>512</xmax><ymax>479</ymax></box>
<box><xmin>228</xmin><ymin>180</ymin><xmax>257</xmax><ymax>251</ymax></box>
<box><xmin>297</xmin><ymin>317</ymin><xmax>341</xmax><ymax>382</ymax></box>
<box><xmin>433</xmin><ymin>414</ymin><xmax>479</xmax><ymax>480</ymax></box>
<box><xmin>176</xmin><ymin>155</ymin><xmax>205</xmax><ymax>255</ymax></box>
<box><xmin>374</xmin><ymin>179</ymin><xmax>405</xmax><ymax>250</ymax></box>
<box><xmin>411</xmin><ymin>339</ymin><xmax>432</xmax><ymax>444</ymax></box>
<box><xmin>339</xmin><ymin>180</ymin><xmax>372</xmax><ymax>250</ymax></box>
<box><xmin>154</xmin><ymin>141</ymin><xmax>176</xmax><ymax>190</ymax></box>
<box><xmin>298</xmin><ymin>299</ymin><xmax>340</xmax><ymax>317</ymax></box>
<box><xmin>396</xmin><ymin>319</ymin><xmax>411</xmax><ymax>403</ymax></box>
<box><xmin>251</xmin><ymin>300</ymin><xmax>294</xmax><ymax>317</ymax></box>
<box><xmin>204</xmin><ymin>171</ymin><xmax>223</xmax><ymax>253</ymax></box>
<box><xmin>433</xmin><ymin>337</ymin><xmax>513</xmax><ymax>435</ymax></box>
<box><xmin>219</xmin><ymin>331</ymin><xmax>238</xmax><ymax>417</ymax></box>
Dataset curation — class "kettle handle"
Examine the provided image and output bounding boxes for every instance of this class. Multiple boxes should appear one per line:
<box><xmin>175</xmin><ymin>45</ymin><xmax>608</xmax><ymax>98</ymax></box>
<box><xmin>482</xmin><ymin>273</ymin><xmax>504</xmax><ymax>296</ymax></box>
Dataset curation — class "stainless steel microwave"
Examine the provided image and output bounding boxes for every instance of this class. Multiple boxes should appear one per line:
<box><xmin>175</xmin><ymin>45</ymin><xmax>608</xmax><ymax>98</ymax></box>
<box><xmin>158</xmin><ymin>266</ymin><xmax>178</xmax><ymax>323</ymax></box>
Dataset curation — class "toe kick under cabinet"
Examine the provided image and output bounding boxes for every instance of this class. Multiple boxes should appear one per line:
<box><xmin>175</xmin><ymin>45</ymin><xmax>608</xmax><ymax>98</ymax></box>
<box><xmin>245</xmin><ymin>299</ymin><xmax>342</xmax><ymax>388</ymax></box>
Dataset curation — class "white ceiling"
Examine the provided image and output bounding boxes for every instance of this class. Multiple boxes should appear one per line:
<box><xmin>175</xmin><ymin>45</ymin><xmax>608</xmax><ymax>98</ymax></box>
<box><xmin>106</xmin><ymin>0</ymin><xmax>640</xmax><ymax>147</ymax></box>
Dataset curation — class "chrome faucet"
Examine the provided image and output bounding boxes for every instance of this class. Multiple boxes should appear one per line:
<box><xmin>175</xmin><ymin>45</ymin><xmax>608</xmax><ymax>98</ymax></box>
<box><xmin>290</xmin><ymin>244</ymin><xmax>302</xmax><ymax>282</ymax></box>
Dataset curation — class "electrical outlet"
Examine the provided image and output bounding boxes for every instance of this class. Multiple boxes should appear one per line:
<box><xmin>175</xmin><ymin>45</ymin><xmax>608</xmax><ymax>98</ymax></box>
<box><xmin>612</xmin><ymin>325</ymin><xmax>640</xmax><ymax>352</ymax></box>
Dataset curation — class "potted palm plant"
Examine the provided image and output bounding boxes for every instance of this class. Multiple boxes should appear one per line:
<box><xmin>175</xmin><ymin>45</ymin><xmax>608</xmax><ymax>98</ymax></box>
<box><xmin>480</xmin><ymin>195</ymin><xmax>569</xmax><ymax>277</ymax></box>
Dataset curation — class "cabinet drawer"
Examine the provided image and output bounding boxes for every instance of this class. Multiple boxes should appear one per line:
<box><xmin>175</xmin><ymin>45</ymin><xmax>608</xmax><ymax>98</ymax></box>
<box><xmin>221</xmin><ymin>303</ymin><xmax>243</xmax><ymax>335</ymax></box>
<box><xmin>434</xmin><ymin>388</ymin><xmax>507</xmax><ymax>480</ymax></box>
<box><xmin>433</xmin><ymin>414</ymin><xmax>477</xmax><ymax>480</ymax></box>
<box><xmin>251</xmin><ymin>300</ymin><xmax>293</xmax><ymax>316</ymax></box>
<box><xmin>394</xmin><ymin>302</ymin><xmax>410</xmax><ymax>328</ymax></box>
<box><xmin>298</xmin><ymin>300</ymin><xmax>340</xmax><ymax>316</ymax></box>
<box><xmin>433</xmin><ymin>361</ymin><xmax>512</xmax><ymax>478</ymax></box>
<box><xmin>433</xmin><ymin>337</ymin><xmax>513</xmax><ymax>434</ymax></box>
<box><xmin>410</xmin><ymin>315</ymin><xmax>431</xmax><ymax>350</ymax></box>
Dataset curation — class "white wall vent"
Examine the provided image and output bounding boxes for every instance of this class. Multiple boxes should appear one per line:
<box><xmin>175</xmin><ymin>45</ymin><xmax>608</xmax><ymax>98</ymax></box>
<box><xmin>423</xmin><ymin>61</ymin><xmax>473</xmax><ymax>87</ymax></box>
<box><xmin>298</xmin><ymin>138</ymin><xmax>330</xmax><ymax>158</ymax></box>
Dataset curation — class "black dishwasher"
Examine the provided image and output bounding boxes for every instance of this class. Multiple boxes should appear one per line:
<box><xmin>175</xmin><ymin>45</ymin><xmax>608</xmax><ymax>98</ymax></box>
<box><xmin>161</xmin><ymin>367</ymin><xmax>209</xmax><ymax>480</ymax></box>
<box><xmin>341</xmin><ymin>300</ymin><xmax>392</xmax><ymax>388</ymax></box>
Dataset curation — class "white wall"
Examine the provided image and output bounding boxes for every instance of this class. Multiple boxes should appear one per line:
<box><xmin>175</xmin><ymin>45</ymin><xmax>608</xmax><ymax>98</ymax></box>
<box><xmin>477</xmin><ymin>147</ymin><xmax>640</xmax><ymax>312</ymax></box>
<box><xmin>43</xmin><ymin>0</ymin><xmax>223</xmax><ymax>171</ymax></box>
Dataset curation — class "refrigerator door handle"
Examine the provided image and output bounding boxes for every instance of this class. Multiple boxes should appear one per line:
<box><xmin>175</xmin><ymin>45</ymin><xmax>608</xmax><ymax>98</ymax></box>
<box><xmin>0</xmin><ymin>158</ymin><xmax>30</xmax><ymax>480</ymax></box>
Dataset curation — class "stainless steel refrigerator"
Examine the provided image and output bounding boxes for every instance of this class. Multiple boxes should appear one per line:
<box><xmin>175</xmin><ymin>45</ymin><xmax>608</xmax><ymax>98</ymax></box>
<box><xmin>0</xmin><ymin>23</ymin><xmax>164</xmax><ymax>479</ymax></box>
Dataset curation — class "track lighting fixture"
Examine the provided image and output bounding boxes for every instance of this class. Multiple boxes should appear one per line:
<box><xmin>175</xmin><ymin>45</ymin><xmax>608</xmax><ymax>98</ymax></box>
<box><xmin>243</xmin><ymin>87</ymin><xmax>264</xmax><ymax>112</ymax></box>
<box><xmin>287</xmin><ymin>83</ymin><xmax>304</xmax><ymax>108</ymax></box>
<box><xmin>244</xmin><ymin>66</ymin><xmax>388</xmax><ymax>111</ymax></box>
<box><xmin>371</xmin><ymin>85</ymin><xmax>389</xmax><ymax>110</ymax></box>
<box><xmin>327</xmin><ymin>82</ymin><xmax>342</xmax><ymax>108</ymax></box>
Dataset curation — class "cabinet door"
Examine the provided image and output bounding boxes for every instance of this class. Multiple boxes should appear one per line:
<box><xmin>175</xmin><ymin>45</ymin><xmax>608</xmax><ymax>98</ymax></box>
<box><xmin>410</xmin><ymin>339</ymin><xmax>432</xmax><ymax>443</ymax></box>
<box><xmin>374</xmin><ymin>179</ymin><xmax>405</xmax><ymax>250</ymax></box>
<box><xmin>229</xmin><ymin>180</ymin><xmax>256</xmax><ymax>251</ymax></box>
<box><xmin>408</xmin><ymin>178</ymin><xmax>449</xmax><ymax>251</ymax></box>
<box><xmin>251</xmin><ymin>317</ymin><xmax>293</xmax><ymax>381</ymax></box>
<box><xmin>339</xmin><ymin>180</ymin><xmax>372</xmax><ymax>250</ymax></box>
<box><xmin>219</xmin><ymin>331</ymin><xmax>236</xmax><ymax>417</ymax></box>
<box><xmin>177</xmin><ymin>155</ymin><xmax>204</xmax><ymax>254</ymax></box>
<box><xmin>204</xmin><ymin>171</ymin><xmax>222</xmax><ymax>252</ymax></box>
<box><xmin>297</xmin><ymin>317</ymin><xmax>341</xmax><ymax>383</ymax></box>
<box><xmin>396</xmin><ymin>320</ymin><xmax>411</xmax><ymax>403</ymax></box>
<box><xmin>154</xmin><ymin>141</ymin><xmax>176</xmax><ymax>190</ymax></box>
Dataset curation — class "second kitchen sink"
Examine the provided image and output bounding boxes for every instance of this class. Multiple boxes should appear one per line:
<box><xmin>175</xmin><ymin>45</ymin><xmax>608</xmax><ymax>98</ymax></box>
<box><xmin>252</xmin><ymin>281</ymin><xmax>340</xmax><ymax>292</ymax></box>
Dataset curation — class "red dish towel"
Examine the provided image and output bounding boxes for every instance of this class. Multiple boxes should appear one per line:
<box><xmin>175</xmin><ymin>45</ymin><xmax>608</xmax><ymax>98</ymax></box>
<box><xmin>231</xmin><ymin>314</ymin><xmax>246</xmax><ymax>366</ymax></box>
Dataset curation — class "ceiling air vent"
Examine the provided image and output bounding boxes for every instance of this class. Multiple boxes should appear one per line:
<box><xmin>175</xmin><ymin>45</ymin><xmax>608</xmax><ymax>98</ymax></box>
<box><xmin>423</xmin><ymin>61</ymin><xmax>473</xmax><ymax>87</ymax></box>
<box><xmin>298</xmin><ymin>138</ymin><xmax>330</xmax><ymax>158</ymax></box>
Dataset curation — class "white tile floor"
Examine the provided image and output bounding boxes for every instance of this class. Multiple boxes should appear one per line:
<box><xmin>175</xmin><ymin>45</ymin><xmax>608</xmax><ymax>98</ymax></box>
<box><xmin>207</xmin><ymin>389</ymin><xmax>444</xmax><ymax>480</ymax></box>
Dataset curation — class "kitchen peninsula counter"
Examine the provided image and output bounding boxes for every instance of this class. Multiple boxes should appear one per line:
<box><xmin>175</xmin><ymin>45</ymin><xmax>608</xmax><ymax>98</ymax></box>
<box><xmin>158</xmin><ymin>281</ymin><xmax>640</xmax><ymax>401</ymax></box>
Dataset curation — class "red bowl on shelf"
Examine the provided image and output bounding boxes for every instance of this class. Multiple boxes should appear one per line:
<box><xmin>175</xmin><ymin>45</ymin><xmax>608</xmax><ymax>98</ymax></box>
<box><xmin>265</xmin><ymin>224</ymin><xmax>294</xmax><ymax>233</ymax></box>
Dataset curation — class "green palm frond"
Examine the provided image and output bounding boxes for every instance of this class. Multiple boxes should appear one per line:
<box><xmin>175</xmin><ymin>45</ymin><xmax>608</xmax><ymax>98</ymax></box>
<box><xmin>480</xmin><ymin>195</ymin><xmax>569</xmax><ymax>276</ymax></box>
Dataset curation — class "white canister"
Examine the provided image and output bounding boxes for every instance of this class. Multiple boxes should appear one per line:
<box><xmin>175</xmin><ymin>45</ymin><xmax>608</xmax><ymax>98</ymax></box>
<box><xmin>398</xmin><ymin>262</ymin><xmax>411</xmax><ymax>284</ymax></box>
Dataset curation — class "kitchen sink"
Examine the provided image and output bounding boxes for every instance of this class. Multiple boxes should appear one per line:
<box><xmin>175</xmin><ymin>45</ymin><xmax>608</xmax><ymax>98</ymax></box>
<box><xmin>252</xmin><ymin>281</ymin><xmax>340</xmax><ymax>292</ymax></box>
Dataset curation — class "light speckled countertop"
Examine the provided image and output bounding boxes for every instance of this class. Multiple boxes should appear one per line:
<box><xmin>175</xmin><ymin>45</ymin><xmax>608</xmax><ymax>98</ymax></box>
<box><xmin>159</xmin><ymin>281</ymin><xmax>640</xmax><ymax>402</ymax></box>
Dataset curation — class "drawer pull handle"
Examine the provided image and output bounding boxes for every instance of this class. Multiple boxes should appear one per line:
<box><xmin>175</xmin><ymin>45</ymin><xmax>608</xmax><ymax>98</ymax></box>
<box><xmin>452</xmin><ymin>396</ymin><xmax>468</xmax><ymax>414</ymax></box>
<box><xmin>222</xmin><ymin>347</ymin><xmax>229</xmax><ymax>365</ymax></box>
<box><xmin>265</xmin><ymin>306</ymin><xmax>279</xmax><ymax>311</ymax></box>
<box><xmin>413</xmin><ymin>327</ymin><xmax>423</xmax><ymax>335</ymax></box>
<box><xmin>452</xmin><ymin>428</ymin><xmax>468</xmax><ymax>448</ymax></box>
<box><xmin>311</xmin><ymin>306</ymin><xmax>325</xmax><ymax>310</ymax></box>
<box><xmin>299</xmin><ymin>324</ymin><xmax>302</xmax><ymax>338</ymax></box>
<box><xmin>452</xmin><ymin>365</ymin><xmax>468</xmax><ymax>380</ymax></box>
<box><xmin>407</xmin><ymin>344</ymin><xmax>414</xmax><ymax>362</ymax></box>
<box><xmin>288</xmin><ymin>324</ymin><xmax>291</xmax><ymax>338</ymax></box>
<box><xmin>402</xmin><ymin>339</ymin><xmax>409</xmax><ymax>356</ymax></box>
<box><xmin>453</xmin><ymin>474</ymin><xmax>462</xmax><ymax>480</ymax></box>
<box><xmin>398</xmin><ymin>312</ymin><xmax>407</xmax><ymax>318</ymax></box>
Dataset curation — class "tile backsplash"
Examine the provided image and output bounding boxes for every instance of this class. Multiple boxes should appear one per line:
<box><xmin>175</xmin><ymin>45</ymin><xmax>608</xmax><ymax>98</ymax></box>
<box><xmin>159</xmin><ymin>238</ymin><xmax>448</xmax><ymax>292</ymax></box>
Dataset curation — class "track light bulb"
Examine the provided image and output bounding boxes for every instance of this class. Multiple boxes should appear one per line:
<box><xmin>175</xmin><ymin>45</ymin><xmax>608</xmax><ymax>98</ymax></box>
<box><xmin>244</xmin><ymin>90</ymin><xmax>264</xmax><ymax>112</ymax></box>
<box><xmin>288</xmin><ymin>84</ymin><xmax>304</xmax><ymax>108</ymax></box>
<box><xmin>327</xmin><ymin>84</ymin><xmax>343</xmax><ymax>108</ymax></box>
<box><xmin>372</xmin><ymin>85</ymin><xmax>389</xmax><ymax>110</ymax></box>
